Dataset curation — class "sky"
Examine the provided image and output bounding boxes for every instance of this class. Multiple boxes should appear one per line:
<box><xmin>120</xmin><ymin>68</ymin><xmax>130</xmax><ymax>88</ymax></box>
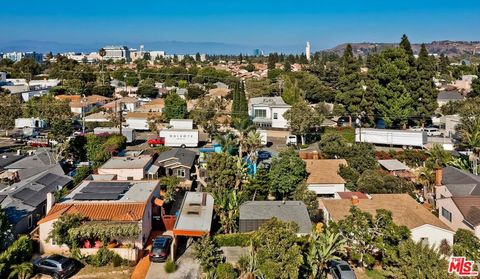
<box><xmin>1</xmin><ymin>0</ymin><xmax>480</xmax><ymax>52</ymax></box>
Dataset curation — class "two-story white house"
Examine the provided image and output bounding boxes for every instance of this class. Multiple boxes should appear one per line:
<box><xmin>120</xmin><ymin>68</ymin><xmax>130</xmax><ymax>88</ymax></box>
<box><xmin>248</xmin><ymin>97</ymin><xmax>291</xmax><ymax>129</ymax></box>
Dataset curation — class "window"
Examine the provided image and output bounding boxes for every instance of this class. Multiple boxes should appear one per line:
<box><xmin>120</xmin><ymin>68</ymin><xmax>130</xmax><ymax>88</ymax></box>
<box><xmin>254</xmin><ymin>109</ymin><xmax>267</xmax><ymax>118</ymax></box>
<box><xmin>442</xmin><ymin>207</ymin><xmax>452</xmax><ymax>222</ymax></box>
<box><xmin>273</xmin><ymin>113</ymin><xmax>278</xmax><ymax>119</ymax></box>
<box><xmin>28</xmin><ymin>215</ymin><xmax>33</xmax><ymax>228</ymax></box>
<box><xmin>127</xmin><ymin>176</ymin><xmax>134</xmax><ymax>181</ymax></box>
<box><xmin>41</xmin><ymin>260</ymin><xmax>57</xmax><ymax>268</ymax></box>
<box><xmin>177</xmin><ymin>169</ymin><xmax>186</xmax><ymax>178</ymax></box>
<box><xmin>420</xmin><ymin>237</ymin><xmax>429</xmax><ymax>246</ymax></box>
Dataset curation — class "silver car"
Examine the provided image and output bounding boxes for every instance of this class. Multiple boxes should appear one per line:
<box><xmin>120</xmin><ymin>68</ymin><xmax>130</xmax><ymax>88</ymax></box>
<box><xmin>330</xmin><ymin>260</ymin><xmax>357</xmax><ymax>279</ymax></box>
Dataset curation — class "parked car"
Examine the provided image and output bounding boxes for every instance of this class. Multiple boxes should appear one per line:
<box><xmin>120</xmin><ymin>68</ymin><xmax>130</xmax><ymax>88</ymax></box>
<box><xmin>257</xmin><ymin>150</ymin><xmax>272</xmax><ymax>160</ymax></box>
<box><xmin>286</xmin><ymin>135</ymin><xmax>298</xmax><ymax>146</ymax></box>
<box><xmin>149</xmin><ymin>235</ymin><xmax>173</xmax><ymax>262</ymax></box>
<box><xmin>424</xmin><ymin>127</ymin><xmax>443</xmax><ymax>137</ymax></box>
<box><xmin>147</xmin><ymin>136</ymin><xmax>166</xmax><ymax>147</ymax></box>
<box><xmin>408</xmin><ymin>126</ymin><xmax>423</xmax><ymax>132</ymax></box>
<box><xmin>329</xmin><ymin>260</ymin><xmax>357</xmax><ymax>279</ymax></box>
<box><xmin>33</xmin><ymin>254</ymin><xmax>77</xmax><ymax>279</ymax></box>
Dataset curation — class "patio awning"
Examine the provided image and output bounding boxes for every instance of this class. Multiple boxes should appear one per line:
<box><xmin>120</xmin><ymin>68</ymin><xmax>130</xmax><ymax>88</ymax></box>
<box><xmin>147</xmin><ymin>164</ymin><xmax>159</xmax><ymax>174</ymax></box>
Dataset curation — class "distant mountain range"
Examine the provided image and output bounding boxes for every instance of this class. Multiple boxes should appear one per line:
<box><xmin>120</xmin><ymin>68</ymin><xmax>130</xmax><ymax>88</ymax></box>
<box><xmin>329</xmin><ymin>41</ymin><xmax>480</xmax><ymax>57</ymax></box>
<box><xmin>0</xmin><ymin>40</ymin><xmax>303</xmax><ymax>55</ymax></box>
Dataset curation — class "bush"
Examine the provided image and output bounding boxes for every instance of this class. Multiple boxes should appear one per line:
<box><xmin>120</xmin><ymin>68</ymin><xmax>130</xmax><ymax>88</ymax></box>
<box><xmin>216</xmin><ymin>262</ymin><xmax>237</xmax><ymax>279</ymax></box>
<box><xmin>164</xmin><ymin>258</ymin><xmax>176</xmax><ymax>273</ymax></box>
<box><xmin>112</xmin><ymin>253</ymin><xmax>123</xmax><ymax>267</ymax></box>
<box><xmin>87</xmin><ymin>247</ymin><xmax>115</xmax><ymax>267</ymax></box>
<box><xmin>214</xmin><ymin>233</ymin><xmax>253</xmax><ymax>247</ymax></box>
<box><xmin>0</xmin><ymin>236</ymin><xmax>32</xmax><ymax>278</ymax></box>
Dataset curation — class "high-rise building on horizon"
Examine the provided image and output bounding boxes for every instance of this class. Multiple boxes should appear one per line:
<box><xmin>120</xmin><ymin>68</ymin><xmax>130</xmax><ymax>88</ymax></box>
<box><xmin>306</xmin><ymin>41</ymin><xmax>311</xmax><ymax>62</ymax></box>
<box><xmin>102</xmin><ymin>45</ymin><xmax>131</xmax><ymax>62</ymax></box>
<box><xmin>253</xmin><ymin>48</ymin><xmax>264</xmax><ymax>57</ymax></box>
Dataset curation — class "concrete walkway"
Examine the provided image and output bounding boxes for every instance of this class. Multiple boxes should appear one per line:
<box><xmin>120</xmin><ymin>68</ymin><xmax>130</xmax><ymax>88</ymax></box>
<box><xmin>145</xmin><ymin>246</ymin><xmax>201</xmax><ymax>279</ymax></box>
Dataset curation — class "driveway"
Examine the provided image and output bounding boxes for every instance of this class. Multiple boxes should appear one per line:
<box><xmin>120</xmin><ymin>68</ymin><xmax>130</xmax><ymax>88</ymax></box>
<box><xmin>145</xmin><ymin>245</ymin><xmax>201</xmax><ymax>279</ymax></box>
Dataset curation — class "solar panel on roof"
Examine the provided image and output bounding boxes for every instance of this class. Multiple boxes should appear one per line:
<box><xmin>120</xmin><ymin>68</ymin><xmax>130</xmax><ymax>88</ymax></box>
<box><xmin>12</xmin><ymin>188</ymin><xmax>36</xmax><ymax>201</ymax></box>
<box><xmin>87</xmin><ymin>182</ymin><xmax>130</xmax><ymax>188</ymax></box>
<box><xmin>73</xmin><ymin>192</ymin><xmax>121</xmax><ymax>200</ymax></box>
<box><xmin>81</xmin><ymin>186</ymin><xmax>129</xmax><ymax>194</ymax></box>
<box><xmin>36</xmin><ymin>173</ymin><xmax>71</xmax><ymax>187</ymax></box>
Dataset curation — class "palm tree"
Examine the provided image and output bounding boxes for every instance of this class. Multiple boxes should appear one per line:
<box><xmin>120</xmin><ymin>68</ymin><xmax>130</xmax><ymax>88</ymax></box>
<box><xmin>416</xmin><ymin>167</ymin><xmax>434</xmax><ymax>198</ymax></box>
<box><xmin>8</xmin><ymin>262</ymin><xmax>33</xmax><ymax>279</ymax></box>
<box><xmin>215</xmin><ymin>132</ymin><xmax>238</xmax><ymax>155</ymax></box>
<box><xmin>307</xmin><ymin>229</ymin><xmax>347</xmax><ymax>279</ymax></box>
<box><xmin>426</xmin><ymin>144</ymin><xmax>452</xmax><ymax>170</ymax></box>
<box><xmin>98</xmin><ymin>48</ymin><xmax>107</xmax><ymax>85</ymax></box>
<box><xmin>232</xmin><ymin>117</ymin><xmax>255</xmax><ymax>158</ymax></box>
<box><xmin>244</xmin><ymin>131</ymin><xmax>263</xmax><ymax>163</ymax></box>
<box><xmin>458</xmin><ymin>109</ymin><xmax>480</xmax><ymax>175</ymax></box>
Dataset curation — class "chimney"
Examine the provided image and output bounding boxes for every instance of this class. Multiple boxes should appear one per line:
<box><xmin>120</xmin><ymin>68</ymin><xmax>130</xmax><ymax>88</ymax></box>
<box><xmin>312</xmin><ymin>151</ymin><xmax>319</xmax><ymax>160</ymax></box>
<box><xmin>435</xmin><ymin>168</ymin><xmax>443</xmax><ymax>186</ymax></box>
<box><xmin>46</xmin><ymin>192</ymin><xmax>55</xmax><ymax>214</ymax></box>
<box><xmin>351</xmin><ymin>195</ymin><xmax>359</xmax><ymax>206</ymax></box>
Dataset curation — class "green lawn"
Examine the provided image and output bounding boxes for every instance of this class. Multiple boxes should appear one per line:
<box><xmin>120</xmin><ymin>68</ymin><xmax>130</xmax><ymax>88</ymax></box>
<box><xmin>324</xmin><ymin>127</ymin><xmax>355</xmax><ymax>144</ymax></box>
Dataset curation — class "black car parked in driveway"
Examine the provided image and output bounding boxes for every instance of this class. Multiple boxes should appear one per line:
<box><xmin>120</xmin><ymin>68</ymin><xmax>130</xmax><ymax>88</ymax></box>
<box><xmin>150</xmin><ymin>235</ymin><xmax>173</xmax><ymax>263</ymax></box>
<box><xmin>33</xmin><ymin>254</ymin><xmax>77</xmax><ymax>279</ymax></box>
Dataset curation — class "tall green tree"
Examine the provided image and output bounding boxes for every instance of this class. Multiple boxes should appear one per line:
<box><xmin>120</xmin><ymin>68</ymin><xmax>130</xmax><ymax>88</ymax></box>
<box><xmin>0</xmin><ymin>94</ymin><xmax>22</xmax><ymax>135</ymax></box>
<box><xmin>192</xmin><ymin>235</ymin><xmax>223</xmax><ymax>275</ymax></box>
<box><xmin>399</xmin><ymin>34</ymin><xmax>414</xmax><ymax>65</ymax></box>
<box><xmin>254</xmin><ymin>218</ymin><xmax>304</xmax><ymax>279</ymax></box>
<box><xmin>0</xmin><ymin>208</ymin><xmax>12</xmax><ymax>250</ymax></box>
<box><xmin>283</xmin><ymin>100</ymin><xmax>324</xmax><ymax>145</ymax></box>
<box><xmin>281</xmin><ymin>75</ymin><xmax>304</xmax><ymax>105</ymax></box>
<box><xmin>269</xmin><ymin>148</ymin><xmax>307</xmax><ymax>199</ymax></box>
<box><xmin>164</xmin><ymin>92</ymin><xmax>187</xmax><ymax>121</ymax></box>
<box><xmin>336</xmin><ymin>44</ymin><xmax>373</xmax><ymax>124</ymax></box>
<box><xmin>412</xmin><ymin>44</ymin><xmax>438</xmax><ymax>125</ymax></box>
<box><xmin>384</xmin><ymin>239</ymin><xmax>454</xmax><ymax>279</ymax></box>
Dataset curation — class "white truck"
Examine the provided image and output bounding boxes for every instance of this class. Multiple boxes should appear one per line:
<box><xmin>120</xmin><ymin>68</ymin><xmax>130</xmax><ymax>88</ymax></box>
<box><xmin>355</xmin><ymin>128</ymin><xmax>427</xmax><ymax>148</ymax></box>
<box><xmin>257</xmin><ymin>130</ymin><xmax>268</xmax><ymax>146</ymax></box>
<box><xmin>159</xmin><ymin>129</ymin><xmax>199</xmax><ymax>148</ymax></box>
<box><xmin>93</xmin><ymin>127</ymin><xmax>136</xmax><ymax>143</ymax></box>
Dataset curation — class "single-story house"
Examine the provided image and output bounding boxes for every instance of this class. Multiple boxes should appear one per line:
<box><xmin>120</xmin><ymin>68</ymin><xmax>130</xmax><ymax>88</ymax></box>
<box><xmin>322</xmin><ymin>194</ymin><xmax>455</xmax><ymax>248</ymax></box>
<box><xmin>334</xmin><ymin>191</ymin><xmax>369</xmax><ymax>200</ymax></box>
<box><xmin>437</xmin><ymin>91</ymin><xmax>464</xmax><ymax>107</ymax></box>
<box><xmin>125</xmin><ymin>112</ymin><xmax>162</xmax><ymax>131</ymax></box>
<box><xmin>304</xmin><ymin>159</ymin><xmax>348</xmax><ymax>197</ymax></box>
<box><xmin>154</xmin><ymin>148</ymin><xmax>197</xmax><ymax>182</ymax></box>
<box><xmin>437</xmin><ymin>196</ymin><xmax>480</xmax><ymax>237</ymax></box>
<box><xmin>136</xmin><ymin>98</ymin><xmax>165</xmax><ymax>113</ymax></box>
<box><xmin>97</xmin><ymin>155</ymin><xmax>154</xmax><ymax>180</ymax></box>
<box><xmin>1</xmin><ymin>168</ymin><xmax>71</xmax><ymax>235</ymax></box>
<box><xmin>239</xmin><ymin>201</ymin><xmax>312</xmax><ymax>235</ymax></box>
<box><xmin>37</xmin><ymin>179</ymin><xmax>160</xmax><ymax>261</ymax></box>
<box><xmin>84</xmin><ymin>112</ymin><xmax>111</xmax><ymax>123</ymax></box>
<box><xmin>103</xmin><ymin>97</ymin><xmax>139</xmax><ymax>112</ymax></box>
<box><xmin>435</xmin><ymin>166</ymin><xmax>480</xmax><ymax>199</ymax></box>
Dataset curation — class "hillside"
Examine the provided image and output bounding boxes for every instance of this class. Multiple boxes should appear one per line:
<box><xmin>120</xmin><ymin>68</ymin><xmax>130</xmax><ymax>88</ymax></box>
<box><xmin>330</xmin><ymin>40</ymin><xmax>480</xmax><ymax>58</ymax></box>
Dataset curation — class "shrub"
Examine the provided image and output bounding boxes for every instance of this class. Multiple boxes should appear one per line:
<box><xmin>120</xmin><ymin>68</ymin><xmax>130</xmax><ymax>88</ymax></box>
<box><xmin>0</xmin><ymin>236</ymin><xmax>32</xmax><ymax>278</ymax></box>
<box><xmin>164</xmin><ymin>258</ymin><xmax>176</xmax><ymax>273</ymax></box>
<box><xmin>216</xmin><ymin>262</ymin><xmax>237</xmax><ymax>279</ymax></box>
<box><xmin>87</xmin><ymin>247</ymin><xmax>115</xmax><ymax>267</ymax></box>
<box><xmin>112</xmin><ymin>253</ymin><xmax>123</xmax><ymax>267</ymax></box>
<box><xmin>214</xmin><ymin>233</ymin><xmax>253</xmax><ymax>247</ymax></box>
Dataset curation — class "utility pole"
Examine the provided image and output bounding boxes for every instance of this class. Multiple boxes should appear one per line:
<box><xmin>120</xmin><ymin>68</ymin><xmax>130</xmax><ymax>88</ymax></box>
<box><xmin>119</xmin><ymin>101</ymin><xmax>123</xmax><ymax>136</ymax></box>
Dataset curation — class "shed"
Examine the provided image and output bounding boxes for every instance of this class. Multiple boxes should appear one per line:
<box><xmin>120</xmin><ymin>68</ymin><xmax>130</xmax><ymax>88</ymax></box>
<box><xmin>378</xmin><ymin>159</ymin><xmax>409</xmax><ymax>171</ymax></box>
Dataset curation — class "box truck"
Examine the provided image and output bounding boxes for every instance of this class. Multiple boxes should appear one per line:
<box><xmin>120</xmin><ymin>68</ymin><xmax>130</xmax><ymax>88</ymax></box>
<box><xmin>158</xmin><ymin>129</ymin><xmax>199</xmax><ymax>148</ymax></box>
<box><xmin>355</xmin><ymin>128</ymin><xmax>426</xmax><ymax>148</ymax></box>
<box><xmin>94</xmin><ymin>127</ymin><xmax>136</xmax><ymax>143</ymax></box>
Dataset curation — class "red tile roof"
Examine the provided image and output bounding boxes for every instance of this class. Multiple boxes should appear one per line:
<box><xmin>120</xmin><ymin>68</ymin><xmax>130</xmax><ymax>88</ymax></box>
<box><xmin>38</xmin><ymin>202</ymin><xmax>147</xmax><ymax>224</ymax></box>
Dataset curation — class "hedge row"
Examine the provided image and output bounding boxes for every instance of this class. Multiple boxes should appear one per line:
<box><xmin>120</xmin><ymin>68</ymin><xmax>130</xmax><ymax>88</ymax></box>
<box><xmin>214</xmin><ymin>233</ymin><xmax>253</xmax><ymax>247</ymax></box>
